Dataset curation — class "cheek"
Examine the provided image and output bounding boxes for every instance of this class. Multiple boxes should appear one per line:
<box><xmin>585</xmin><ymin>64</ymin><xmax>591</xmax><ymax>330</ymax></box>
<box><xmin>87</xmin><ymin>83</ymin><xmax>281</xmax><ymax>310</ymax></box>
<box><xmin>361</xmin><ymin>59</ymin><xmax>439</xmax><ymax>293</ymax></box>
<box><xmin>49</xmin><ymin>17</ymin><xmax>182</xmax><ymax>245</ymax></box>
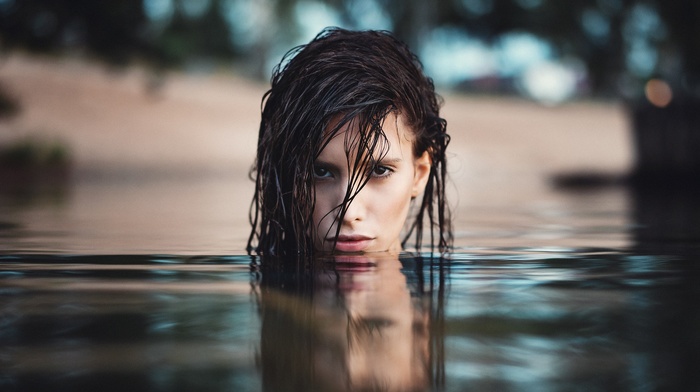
<box><xmin>312</xmin><ymin>189</ymin><xmax>334</xmax><ymax>229</ymax></box>
<box><xmin>378</xmin><ymin>177</ymin><xmax>414</xmax><ymax>222</ymax></box>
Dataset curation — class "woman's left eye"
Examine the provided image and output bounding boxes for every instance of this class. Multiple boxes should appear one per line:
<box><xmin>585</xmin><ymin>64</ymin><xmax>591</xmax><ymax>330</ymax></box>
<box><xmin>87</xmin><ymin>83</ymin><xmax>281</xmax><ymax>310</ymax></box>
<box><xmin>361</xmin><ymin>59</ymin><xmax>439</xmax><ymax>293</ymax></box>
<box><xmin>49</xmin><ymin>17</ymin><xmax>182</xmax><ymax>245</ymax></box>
<box><xmin>372</xmin><ymin>165</ymin><xmax>393</xmax><ymax>177</ymax></box>
<box><xmin>313</xmin><ymin>166</ymin><xmax>332</xmax><ymax>178</ymax></box>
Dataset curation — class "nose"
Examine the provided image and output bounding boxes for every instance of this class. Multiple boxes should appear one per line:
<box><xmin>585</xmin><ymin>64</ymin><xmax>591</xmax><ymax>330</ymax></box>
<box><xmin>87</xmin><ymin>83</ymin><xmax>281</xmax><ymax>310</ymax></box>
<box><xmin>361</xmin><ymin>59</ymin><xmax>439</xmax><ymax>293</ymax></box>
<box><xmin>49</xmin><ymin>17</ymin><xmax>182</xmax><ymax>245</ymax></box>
<box><xmin>341</xmin><ymin>187</ymin><xmax>368</xmax><ymax>224</ymax></box>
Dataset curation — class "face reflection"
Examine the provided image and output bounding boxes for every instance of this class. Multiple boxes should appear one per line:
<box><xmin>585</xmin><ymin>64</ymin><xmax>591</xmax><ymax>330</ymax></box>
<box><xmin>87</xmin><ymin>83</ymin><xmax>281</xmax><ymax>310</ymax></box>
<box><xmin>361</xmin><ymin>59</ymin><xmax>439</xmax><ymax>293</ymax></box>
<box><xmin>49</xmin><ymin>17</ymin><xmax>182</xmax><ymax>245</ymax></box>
<box><xmin>257</xmin><ymin>254</ymin><xmax>431</xmax><ymax>391</ymax></box>
<box><xmin>313</xmin><ymin>255</ymin><xmax>429</xmax><ymax>391</ymax></box>
<box><xmin>312</xmin><ymin>113</ymin><xmax>431</xmax><ymax>253</ymax></box>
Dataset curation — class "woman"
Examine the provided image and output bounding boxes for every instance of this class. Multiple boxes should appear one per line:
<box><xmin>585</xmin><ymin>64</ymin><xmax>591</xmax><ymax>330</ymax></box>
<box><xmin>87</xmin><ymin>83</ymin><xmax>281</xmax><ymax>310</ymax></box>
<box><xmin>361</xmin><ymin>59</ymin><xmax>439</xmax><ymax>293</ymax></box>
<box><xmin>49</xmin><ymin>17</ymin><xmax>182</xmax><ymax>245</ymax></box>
<box><xmin>248</xmin><ymin>27</ymin><xmax>451</xmax><ymax>256</ymax></box>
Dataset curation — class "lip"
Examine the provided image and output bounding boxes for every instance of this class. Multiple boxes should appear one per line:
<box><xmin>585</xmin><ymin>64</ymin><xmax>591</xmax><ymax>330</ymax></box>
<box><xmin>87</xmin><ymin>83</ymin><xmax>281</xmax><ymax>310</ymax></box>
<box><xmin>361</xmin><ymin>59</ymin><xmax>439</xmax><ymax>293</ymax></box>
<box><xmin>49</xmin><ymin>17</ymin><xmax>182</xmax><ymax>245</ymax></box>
<box><xmin>328</xmin><ymin>234</ymin><xmax>374</xmax><ymax>253</ymax></box>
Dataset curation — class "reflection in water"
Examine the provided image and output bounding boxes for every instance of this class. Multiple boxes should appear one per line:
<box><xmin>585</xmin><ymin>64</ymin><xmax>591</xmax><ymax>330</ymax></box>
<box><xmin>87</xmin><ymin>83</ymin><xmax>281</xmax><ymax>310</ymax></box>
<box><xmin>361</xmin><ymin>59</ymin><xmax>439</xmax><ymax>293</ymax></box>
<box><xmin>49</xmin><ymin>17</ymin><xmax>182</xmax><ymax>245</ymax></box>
<box><xmin>0</xmin><ymin>251</ymin><xmax>699</xmax><ymax>391</ymax></box>
<box><xmin>630</xmin><ymin>183</ymin><xmax>700</xmax><ymax>256</ymax></box>
<box><xmin>254</xmin><ymin>254</ymin><xmax>447</xmax><ymax>392</ymax></box>
<box><xmin>0</xmin><ymin>165</ymin><xmax>73</xmax><ymax>245</ymax></box>
<box><xmin>0</xmin><ymin>256</ymin><xmax>261</xmax><ymax>392</ymax></box>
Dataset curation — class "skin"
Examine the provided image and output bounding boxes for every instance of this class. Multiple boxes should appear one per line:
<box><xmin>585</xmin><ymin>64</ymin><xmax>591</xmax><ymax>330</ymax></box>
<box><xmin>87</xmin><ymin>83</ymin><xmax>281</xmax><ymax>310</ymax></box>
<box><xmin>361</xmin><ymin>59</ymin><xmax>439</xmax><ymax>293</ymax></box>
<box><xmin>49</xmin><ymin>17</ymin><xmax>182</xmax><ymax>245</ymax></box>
<box><xmin>312</xmin><ymin>113</ymin><xmax>431</xmax><ymax>253</ymax></box>
<box><xmin>313</xmin><ymin>255</ymin><xmax>429</xmax><ymax>390</ymax></box>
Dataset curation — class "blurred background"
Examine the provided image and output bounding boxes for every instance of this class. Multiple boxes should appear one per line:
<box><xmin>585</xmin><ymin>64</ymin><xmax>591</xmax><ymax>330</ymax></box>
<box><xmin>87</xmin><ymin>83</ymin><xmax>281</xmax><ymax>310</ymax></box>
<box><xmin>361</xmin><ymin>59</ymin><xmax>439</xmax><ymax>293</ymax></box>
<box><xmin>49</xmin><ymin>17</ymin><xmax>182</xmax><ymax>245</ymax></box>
<box><xmin>0</xmin><ymin>0</ymin><xmax>698</xmax><ymax>254</ymax></box>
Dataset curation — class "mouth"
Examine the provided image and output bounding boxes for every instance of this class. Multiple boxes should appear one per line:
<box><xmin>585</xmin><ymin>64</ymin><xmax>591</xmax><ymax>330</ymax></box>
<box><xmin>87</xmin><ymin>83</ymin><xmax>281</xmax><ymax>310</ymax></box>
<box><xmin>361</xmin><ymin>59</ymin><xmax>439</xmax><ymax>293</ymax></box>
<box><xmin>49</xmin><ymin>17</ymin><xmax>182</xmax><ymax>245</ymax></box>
<box><xmin>328</xmin><ymin>234</ymin><xmax>374</xmax><ymax>253</ymax></box>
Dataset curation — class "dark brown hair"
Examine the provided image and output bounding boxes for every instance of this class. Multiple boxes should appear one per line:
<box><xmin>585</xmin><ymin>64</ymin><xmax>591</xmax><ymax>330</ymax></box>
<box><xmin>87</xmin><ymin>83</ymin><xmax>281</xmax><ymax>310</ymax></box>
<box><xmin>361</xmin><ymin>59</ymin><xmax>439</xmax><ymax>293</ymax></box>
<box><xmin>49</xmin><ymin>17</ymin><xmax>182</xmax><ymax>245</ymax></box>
<box><xmin>248</xmin><ymin>27</ymin><xmax>451</xmax><ymax>256</ymax></box>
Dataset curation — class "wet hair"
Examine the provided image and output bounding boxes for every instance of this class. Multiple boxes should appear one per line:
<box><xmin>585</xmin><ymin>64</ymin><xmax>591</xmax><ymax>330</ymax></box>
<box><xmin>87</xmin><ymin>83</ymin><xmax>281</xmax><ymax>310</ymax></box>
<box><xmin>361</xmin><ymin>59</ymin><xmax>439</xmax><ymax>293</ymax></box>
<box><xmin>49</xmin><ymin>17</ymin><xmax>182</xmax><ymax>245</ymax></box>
<box><xmin>248</xmin><ymin>27</ymin><xmax>451</xmax><ymax>256</ymax></box>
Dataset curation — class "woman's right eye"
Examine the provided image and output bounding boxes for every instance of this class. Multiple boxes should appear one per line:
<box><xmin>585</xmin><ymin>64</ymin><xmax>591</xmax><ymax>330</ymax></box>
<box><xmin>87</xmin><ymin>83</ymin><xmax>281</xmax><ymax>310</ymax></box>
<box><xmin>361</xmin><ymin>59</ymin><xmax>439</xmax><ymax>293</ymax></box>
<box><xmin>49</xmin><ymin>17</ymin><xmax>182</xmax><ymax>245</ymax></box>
<box><xmin>313</xmin><ymin>166</ymin><xmax>332</xmax><ymax>178</ymax></box>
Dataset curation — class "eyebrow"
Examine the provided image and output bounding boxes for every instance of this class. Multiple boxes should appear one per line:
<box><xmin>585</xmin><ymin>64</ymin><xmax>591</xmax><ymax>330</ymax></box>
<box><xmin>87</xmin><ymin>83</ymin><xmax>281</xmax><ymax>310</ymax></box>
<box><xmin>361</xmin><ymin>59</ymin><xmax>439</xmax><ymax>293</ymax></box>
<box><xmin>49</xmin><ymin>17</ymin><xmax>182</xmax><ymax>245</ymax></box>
<box><xmin>313</xmin><ymin>160</ymin><xmax>338</xmax><ymax>168</ymax></box>
<box><xmin>375</xmin><ymin>157</ymin><xmax>403</xmax><ymax>165</ymax></box>
<box><xmin>314</xmin><ymin>157</ymin><xmax>404</xmax><ymax>166</ymax></box>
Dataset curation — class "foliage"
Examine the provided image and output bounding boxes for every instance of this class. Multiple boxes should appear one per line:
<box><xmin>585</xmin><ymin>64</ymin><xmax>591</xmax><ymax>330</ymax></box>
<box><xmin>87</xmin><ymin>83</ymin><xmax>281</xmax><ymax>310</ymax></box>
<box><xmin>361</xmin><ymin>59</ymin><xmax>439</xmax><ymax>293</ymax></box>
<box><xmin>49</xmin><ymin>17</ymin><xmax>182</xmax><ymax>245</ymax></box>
<box><xmin>0</xmin><ymin>0</ymin><xmax>235</xmax><ymax>67</ymax></box>
<box><xmin>391</xmin><ymin>0</ymin><xmax>696</xmax><ymax>97</ymax></box>
<box><xmin>0</xmin><ymin>0</ymin><xmax>698</xmax><ymax>94</ymax></box>
<box><xmin>0</xmin><ymin>0</ymin><xmax>151</xmax><ymax>65</ymax></box>
<box><xmin>0</xmin><ymin>137</ymin><xmax>72</xmax><ymax>169</ymax></box>
<box><xmin>0</xmin><ymin>83</ymin><xmax>20</xmax><ymax>119</ymax></box>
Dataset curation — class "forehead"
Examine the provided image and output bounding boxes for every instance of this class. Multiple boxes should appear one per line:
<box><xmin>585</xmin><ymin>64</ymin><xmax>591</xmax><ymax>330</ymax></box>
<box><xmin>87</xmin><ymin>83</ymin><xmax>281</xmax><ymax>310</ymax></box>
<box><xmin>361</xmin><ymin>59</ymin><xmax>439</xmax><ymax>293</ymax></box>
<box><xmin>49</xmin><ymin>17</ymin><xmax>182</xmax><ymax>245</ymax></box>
<box><xmin>319</xmin><ymin>112</ymin><xmax>414</xmax><ymax>159</ymax></box>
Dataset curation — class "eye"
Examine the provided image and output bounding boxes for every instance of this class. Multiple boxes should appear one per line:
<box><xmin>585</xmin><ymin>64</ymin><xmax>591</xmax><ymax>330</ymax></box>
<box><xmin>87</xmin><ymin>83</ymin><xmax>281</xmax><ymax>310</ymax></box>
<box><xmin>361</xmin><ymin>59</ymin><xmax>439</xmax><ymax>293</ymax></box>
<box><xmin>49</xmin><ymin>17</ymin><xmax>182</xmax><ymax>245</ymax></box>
<box><xmin>313</xmin><ymin>165</ymin><xmax>333</xmax><ymax>179</ymax></box>
<box><xmin>372</xmin><ymin>165</ymin><xmax>393</xmax><ymax>178</ymax></box>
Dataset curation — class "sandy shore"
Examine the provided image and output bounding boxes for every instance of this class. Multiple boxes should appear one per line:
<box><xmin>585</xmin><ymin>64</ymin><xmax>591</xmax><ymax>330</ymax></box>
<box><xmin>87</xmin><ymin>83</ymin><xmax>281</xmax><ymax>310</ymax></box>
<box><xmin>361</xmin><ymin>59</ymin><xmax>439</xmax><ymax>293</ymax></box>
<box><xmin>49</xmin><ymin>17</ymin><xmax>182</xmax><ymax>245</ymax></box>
<box><xmin>0</xmin><ymin>54</ymin><xmax>633</xmax><ymax>253</ymax></box>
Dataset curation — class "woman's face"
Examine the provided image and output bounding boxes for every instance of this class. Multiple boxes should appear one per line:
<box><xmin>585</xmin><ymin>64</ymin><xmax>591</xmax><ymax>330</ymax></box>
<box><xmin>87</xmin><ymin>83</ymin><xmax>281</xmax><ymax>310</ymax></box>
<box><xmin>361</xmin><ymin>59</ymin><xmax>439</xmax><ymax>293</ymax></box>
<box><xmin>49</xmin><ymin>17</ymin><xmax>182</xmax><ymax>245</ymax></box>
<box><xmin>312</xmin><ymin>113</ymin><xmax>431</xmax><ymax>253</ymax></box>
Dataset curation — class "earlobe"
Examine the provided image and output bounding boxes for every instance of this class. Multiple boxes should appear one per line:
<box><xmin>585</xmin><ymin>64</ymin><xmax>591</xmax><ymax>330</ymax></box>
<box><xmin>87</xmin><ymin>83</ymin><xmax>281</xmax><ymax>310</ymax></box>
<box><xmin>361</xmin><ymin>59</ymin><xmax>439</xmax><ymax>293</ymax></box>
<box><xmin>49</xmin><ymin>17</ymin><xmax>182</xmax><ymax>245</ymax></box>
<box><xmin>412</xmin><ymin>151</ymin><xmax>432</xmax><ymax>197</ymax></box>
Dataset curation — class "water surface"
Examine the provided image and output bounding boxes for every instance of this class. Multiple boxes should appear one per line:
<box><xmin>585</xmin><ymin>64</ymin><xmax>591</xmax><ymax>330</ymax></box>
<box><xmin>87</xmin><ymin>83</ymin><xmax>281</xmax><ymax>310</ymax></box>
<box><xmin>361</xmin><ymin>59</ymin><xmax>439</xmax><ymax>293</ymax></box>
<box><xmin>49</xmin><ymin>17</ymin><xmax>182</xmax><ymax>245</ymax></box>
<box><xmin>1</xmin><ymin>248</ymin><xmax>698</xmax><ymax>391</ymax></box>
<box><xmin>2</xmin><ymin>155</ymin><xmax>700</xmax><ymax>391</ymax></box>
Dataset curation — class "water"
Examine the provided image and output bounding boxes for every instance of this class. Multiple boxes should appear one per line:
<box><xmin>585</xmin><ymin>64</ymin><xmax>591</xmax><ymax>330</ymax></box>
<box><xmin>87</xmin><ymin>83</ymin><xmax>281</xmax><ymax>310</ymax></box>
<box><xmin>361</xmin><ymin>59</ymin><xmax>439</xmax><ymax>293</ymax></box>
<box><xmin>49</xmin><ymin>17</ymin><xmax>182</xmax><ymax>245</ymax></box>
<box><xmin>1</xmin><ymin>246</ymin><xmax>698</xmax><ymax>391</ymax></box>
<box><xmin>2</xmin><ymin>163</ymin><xmax>700</xmax><ymax>391</ymax></box>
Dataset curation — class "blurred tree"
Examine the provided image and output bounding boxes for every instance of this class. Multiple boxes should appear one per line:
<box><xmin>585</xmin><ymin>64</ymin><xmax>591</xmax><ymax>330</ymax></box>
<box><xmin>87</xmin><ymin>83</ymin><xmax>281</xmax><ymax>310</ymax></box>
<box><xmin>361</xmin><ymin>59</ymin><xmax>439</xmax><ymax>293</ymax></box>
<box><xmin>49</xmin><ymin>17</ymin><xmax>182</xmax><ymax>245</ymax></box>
<box><xmin>407</xmin><ymin>0</ymin><xmax>700</xmax><ymax>180</ymax></box>
<box><xmin>1</xmin><ymin>0</ymin><xmax>697</xmax><ymax>94</ymax></box>
<box><xmin>0</xmin><ymin>0</ymin><xmax>698</xmax><ymax>179</ymax></box>
<box><xmin>630</xmin><ymin>0</ymin><xmax>700</xmax><ymax>182</ymax></box>
<box><xmin>0</xmin><ymin>0</ymin><xmax>235</xmax><ymax>67</ymax></box>
<box><xmin>153</xmin><ymin>0</ymin><xmax>236</xmax><ymax>66</ymax></box>
<box><xmin>0</xmin><ymin>82</ymin><xmax>20</xmax><ymax>119</ymax></box>
<box><xmin>653</xmin><ymin>0</ymin><xmax>700</xmax><ymax>90</ymax></box>
<box><xmin>0</xmin><ymin>0</ymin><xmax>152</xmax><ymax>65</ymax></box>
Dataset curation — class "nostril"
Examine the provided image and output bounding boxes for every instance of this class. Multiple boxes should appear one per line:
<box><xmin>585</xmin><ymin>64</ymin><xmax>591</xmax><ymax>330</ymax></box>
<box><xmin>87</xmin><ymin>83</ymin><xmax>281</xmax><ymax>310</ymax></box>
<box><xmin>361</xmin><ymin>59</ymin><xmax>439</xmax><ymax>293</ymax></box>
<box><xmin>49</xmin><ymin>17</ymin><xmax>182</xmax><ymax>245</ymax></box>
<box><xmin>342</xmin><ymin>201</ymin><xmax>365</xmax><ymax>223</ymax></box>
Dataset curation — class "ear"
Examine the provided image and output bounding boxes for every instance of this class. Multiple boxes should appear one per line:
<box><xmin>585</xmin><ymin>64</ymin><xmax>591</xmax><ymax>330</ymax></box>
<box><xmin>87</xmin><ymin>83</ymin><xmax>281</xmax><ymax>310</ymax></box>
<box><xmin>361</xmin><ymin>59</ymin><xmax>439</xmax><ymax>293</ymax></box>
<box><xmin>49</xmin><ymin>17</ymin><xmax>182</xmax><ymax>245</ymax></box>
<box><xmin>411</xmin><ymin>151</ymin><xmax>432</xmax><ymax>198</ymax></box>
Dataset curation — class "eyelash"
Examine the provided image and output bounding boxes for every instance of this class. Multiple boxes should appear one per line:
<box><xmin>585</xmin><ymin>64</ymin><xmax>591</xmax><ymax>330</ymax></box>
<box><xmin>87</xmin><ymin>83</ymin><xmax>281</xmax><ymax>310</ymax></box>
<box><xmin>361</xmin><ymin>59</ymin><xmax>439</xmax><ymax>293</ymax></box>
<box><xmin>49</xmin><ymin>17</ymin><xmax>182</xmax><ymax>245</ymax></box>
<box><xmin>313</xmin><ymin>164</ymin><xmax>394</xmax><ymax>179</ymax></box>
<box><xmin>372</xmin><ymin>165</ymin><xmax>394</xmax><ymax>178</ymax></box>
